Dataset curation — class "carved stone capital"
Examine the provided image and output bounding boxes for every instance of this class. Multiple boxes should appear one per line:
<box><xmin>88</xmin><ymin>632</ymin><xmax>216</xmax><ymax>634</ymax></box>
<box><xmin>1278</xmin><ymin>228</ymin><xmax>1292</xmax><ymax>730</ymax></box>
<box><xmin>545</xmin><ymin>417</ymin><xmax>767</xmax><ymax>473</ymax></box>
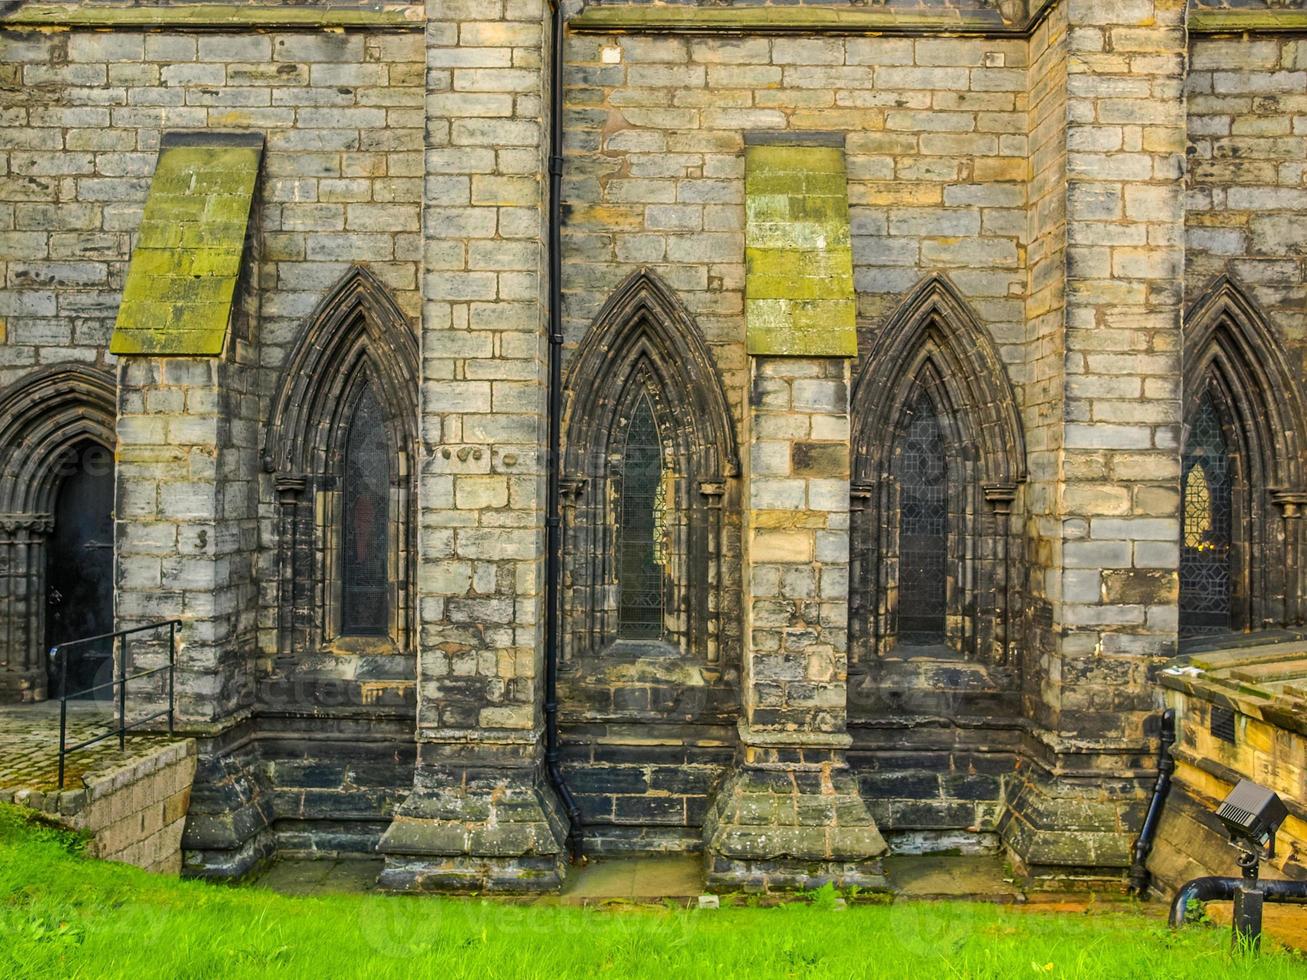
<box><xmin>274</xmin><ymin>475</ymin><xmax>307</xmax><ymax>501</ymax></box>
<box><xmin>0</xmin><ymin>512</ymin><xmax>53</xmax><ymax>536</ymax></box>
<box><xmin>1271</xmin><ymin>487</ymin><xmax>1307</xmax><ymax>519</ymax></box>
<box><xmin>698</xmin><ymin>479</ymin><xmax>726</xmax><ymax>499</ymax></box>
<box><xmin>983</xmin><ymin>482</ymin><xmax>1018</xmax><ymax>512</ymax></box>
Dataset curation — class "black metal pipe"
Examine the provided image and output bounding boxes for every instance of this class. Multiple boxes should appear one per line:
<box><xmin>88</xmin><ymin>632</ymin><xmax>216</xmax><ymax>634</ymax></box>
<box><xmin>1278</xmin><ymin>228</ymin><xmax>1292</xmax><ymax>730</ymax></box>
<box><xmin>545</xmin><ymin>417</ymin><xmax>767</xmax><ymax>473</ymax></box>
<box><xmin>1128</xmin><ymin>707</ymin><xmax>1176</xmax><ymax>896</ymax></box>
<box><xmin>1170</xmin><ymin>875</ymin><xmax>1307</xmax><ymax>929</ymax></box>
<box><xmin>543</xmin><ymin>0</ymin><xmax>583</xmax><ymax>861</ymax></box>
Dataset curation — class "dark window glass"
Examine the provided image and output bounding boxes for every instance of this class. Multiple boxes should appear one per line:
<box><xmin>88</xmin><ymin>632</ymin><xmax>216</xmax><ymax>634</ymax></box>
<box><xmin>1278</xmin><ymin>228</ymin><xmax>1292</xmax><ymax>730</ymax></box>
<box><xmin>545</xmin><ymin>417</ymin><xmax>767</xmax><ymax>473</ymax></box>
<box><xmin>895</xmin><ymin>392</ymin><xmax>948</xmax><ymax>646</ymax></box>
<box><xmin>342</xmin><ymin>385</ymin><xmax>390</xmax><ymax>635</ymax></box>
<box><xmin>1180</xmin><ymin>392</ymin><xmax>1233</xmax><ymax>637</ymax></box>
<box><xmin>618</xmin><ymin>394</ymin><xmax>665</xmax><ymax>639</ymax></box>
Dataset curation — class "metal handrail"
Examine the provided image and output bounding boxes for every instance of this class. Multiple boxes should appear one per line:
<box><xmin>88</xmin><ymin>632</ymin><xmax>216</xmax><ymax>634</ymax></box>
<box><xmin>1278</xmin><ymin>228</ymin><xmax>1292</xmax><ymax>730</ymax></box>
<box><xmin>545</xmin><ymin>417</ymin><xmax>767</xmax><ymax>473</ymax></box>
<box><xmin>48</xmin><ymin>619</ymin><xmax>182</xmax><ymax>787</ymax></box>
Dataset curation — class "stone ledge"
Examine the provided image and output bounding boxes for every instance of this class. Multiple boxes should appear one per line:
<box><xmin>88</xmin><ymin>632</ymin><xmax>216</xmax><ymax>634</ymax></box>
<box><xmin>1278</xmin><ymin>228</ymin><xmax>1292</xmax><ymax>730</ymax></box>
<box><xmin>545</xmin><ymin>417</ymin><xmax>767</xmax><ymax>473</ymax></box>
<box><xmin>570</xmin><ymin>0</ymin><xmax>1056</xmax><ymax>38</ymax></box>
<box><xmin>0</xmin><ymin>2</ymin><xmax>423</xmax><ymax>30</ymax></box>
<box><xmin>1190</xmin><ymin>10</ymin><xmax>1307</xmax><ymax>35</ymax></box>
<box><xmin>570</xmin><ymin>1</ymin><xmax>1307</xmax><ymax>39</ymax></box>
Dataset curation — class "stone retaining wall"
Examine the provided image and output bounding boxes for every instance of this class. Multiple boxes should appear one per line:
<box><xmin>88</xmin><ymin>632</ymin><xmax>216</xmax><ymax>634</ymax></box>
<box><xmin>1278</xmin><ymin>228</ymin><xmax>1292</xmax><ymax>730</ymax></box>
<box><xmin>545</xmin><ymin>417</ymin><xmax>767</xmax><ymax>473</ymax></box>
<box><xmin>5</xmin><ymin>739</ymin><xmax>196</xmax><ymax>874</ymax></box>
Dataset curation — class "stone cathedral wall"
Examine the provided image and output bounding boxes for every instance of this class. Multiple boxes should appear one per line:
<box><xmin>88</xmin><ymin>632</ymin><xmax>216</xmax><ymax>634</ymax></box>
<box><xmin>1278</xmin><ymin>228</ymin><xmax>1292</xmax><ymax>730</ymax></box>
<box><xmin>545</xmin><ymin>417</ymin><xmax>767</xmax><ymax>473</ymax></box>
<box><xmin>1</xmin><ymin>0</ymin><xmax>1305</xmax><ymax>886</ymax></box>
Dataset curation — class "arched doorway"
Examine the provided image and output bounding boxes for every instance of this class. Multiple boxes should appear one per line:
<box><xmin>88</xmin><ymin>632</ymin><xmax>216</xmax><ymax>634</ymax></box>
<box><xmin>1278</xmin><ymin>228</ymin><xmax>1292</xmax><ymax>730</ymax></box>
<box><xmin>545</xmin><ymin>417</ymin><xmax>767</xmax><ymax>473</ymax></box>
<box><xmin>45</xmin><ymin>440</ymin><xmax>115</xmax><ymax>699</ymax></box>
<box><xmin>0</xmin><ymin>363</ymin><xmax>116</xmax><ymax>704</ymax></box>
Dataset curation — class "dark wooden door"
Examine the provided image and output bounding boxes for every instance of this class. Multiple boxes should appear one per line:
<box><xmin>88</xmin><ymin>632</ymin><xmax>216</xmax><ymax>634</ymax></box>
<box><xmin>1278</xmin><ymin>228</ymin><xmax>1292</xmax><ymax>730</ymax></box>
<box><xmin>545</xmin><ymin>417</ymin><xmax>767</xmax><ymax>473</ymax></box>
<box><xmin>46</xmin><ymin>441</ymin><xmax>114</xmax><ymax>699</ymax></box>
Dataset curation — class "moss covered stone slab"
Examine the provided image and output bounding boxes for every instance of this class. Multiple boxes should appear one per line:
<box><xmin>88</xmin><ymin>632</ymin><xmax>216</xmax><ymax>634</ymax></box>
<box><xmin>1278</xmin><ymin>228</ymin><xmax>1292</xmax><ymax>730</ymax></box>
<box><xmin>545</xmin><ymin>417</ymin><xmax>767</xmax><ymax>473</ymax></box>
<box><xmin>1190</xmin><ymin>10</ymin><xmax>1307</xmax><ymax>35</ymax></box>
<box><xmin>745</xmin><ymin>144</ymin><xmax>856</xmax><ymax>358</ymax></box>
<box><xmin>569</xmin><ymin>4</ymin><xmax>1009</xmax><ymax>36</ymax></box>
<box><xmin>110</xmin><ymin>133</ymin><xmax>262</xmax><ymax>357</ymax></box>
<box><xmin>1</xmin><ymin>3</ymin><xmax>421</xmax><ymax>29</ymax></box>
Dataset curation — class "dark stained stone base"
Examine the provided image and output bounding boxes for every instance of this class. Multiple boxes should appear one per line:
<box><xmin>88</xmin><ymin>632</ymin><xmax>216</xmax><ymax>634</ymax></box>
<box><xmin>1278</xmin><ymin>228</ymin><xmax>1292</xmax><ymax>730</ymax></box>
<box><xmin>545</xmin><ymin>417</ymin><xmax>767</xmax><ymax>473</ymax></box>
<box><xmin>181</xmin><ymin>731</ymin><xmax>272</xmax><ymax>880</ymax></box>
<box><xmin>377</xmin><ymin>854</ymin><xmax>566</xmax><ymax>893</ymax></box>
<box><xmin>377</xmin><ymin>747</ymin><xmax>569</xmax><ymax>893</ymax></box>
<box><xmin>703</xmin><ymin>749</ymin><xmax>888</xmax><ymax>893</ymax></box>
<box><xmin>999</xmin><ymin>770</ymin><xmax>1147</xmax><ymax>889</ymax></box>
<box><xmin>179</xmin><ymin>714</ymin><xmax>416</xmax><ymax>880</ymax></box>
<box><xmin>705</xmin><ymin>855</ymin><xmax>888</xmax><ymax>893</ymax></box>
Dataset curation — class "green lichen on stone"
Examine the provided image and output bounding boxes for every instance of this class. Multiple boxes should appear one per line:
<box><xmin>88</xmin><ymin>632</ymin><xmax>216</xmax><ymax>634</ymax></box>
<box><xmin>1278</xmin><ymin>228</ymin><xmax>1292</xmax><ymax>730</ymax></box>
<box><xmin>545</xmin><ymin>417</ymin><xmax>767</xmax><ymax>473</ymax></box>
<box><xmin>111</xmin><ymin>139</ymin><xmax>262</xmax><ymax>357</ymax></box>
<box><xmin>568</xmin><ymin>5</ymin><xmax>1006</xmax><ymax>36</ymax></box>
<box><xmin>745</xmin><ymin>145</ymin><xmax>856</xmax><ymax>357</ymax></box>
<box><xmin>1190</xmin><ymin>10</ymin><xmax>1307</xmax><ymax>35</ymax></box>
<box><xmin>1</xmin><ymin>3</ymin><xmax>419</xmax><ymax>29</ymax></box>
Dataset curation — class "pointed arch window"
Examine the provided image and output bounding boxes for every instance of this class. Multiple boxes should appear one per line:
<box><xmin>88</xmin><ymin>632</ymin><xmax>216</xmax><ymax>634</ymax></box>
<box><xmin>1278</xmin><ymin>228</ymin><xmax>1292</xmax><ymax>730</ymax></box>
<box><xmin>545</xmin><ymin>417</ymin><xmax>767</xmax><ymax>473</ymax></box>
<box><xmin>264</xmin><ymin>267</ymin><xmax>419</xmax><ymax>658</ymax></box>
<box><xmin>341</xmin><ymin>383</ymin><xmax>391</xmax><ymax>636</ymax></box>
<box><xmin>1180</xmin><ymin>277</ymin><xmax>1307</xmax><ymax>640</ymax></box>
<box><xmin>894</xmin><ymin>390</ymin><xmax>949</xmax><ymax>647</ymax></box>
<box><xmin>850</xmin><ymin>277</ymin><xmax>1025</xmax><ymax>670</ymax></box>
<box><xmin>561</xmin><ymin>270</ymin><xmax>738</xmax><ymax>665</ymax></box>
<box><xmin>1180</xmin><ymin>393</ymin><xmax>1233</xmax><ymax>636</ymax></box>
<box><xmin>617</xmin><ymin>393</ymin><xmax>668</xmax><ymax>639</ymax></box>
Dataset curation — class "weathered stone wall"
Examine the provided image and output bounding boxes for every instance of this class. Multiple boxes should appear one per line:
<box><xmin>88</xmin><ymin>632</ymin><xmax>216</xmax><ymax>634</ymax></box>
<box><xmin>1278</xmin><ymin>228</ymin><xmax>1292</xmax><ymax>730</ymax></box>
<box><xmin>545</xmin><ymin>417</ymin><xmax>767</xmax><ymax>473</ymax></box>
<box><xmin>1000</xmin><ymin>0</ymin><xmax>1188</xmax><ymax>881</ymax></box>
<box><xmin>7</xmin><ymin>0</ymin><xmax>1307</xmax><ymax>890</ymax></box>
<box><xmin>1</xmin><ymin>26</ymin><xmax>423</xmax><ymax>406</ymax></box>
<box><xmin>1186</xmin><ymin>33</ymin><xmax>1307</xmax><ymax>372</ymax></box>
<box><xmin>377</xmin><ymin>0</ymin><xmax>569</xmax><ymax>892</ymax></box>
<box><xmin>562</xmin><ymin>31</ymin><xmax>1031</xmax><ymax>391</ymax></box>
<box><xmin>2</xmin><ymin>18</ymin><xmax>425</xmax><ymax>866</ymax></box>
<box><xmin>7</xmin><ymin>739</ymin><xmax>196</xmax><ymax>875</ymax></box>
<box><xmin>1021</xmin><ymin>0</ymin><xmax>1068</xmax><ymax>730</ymax></box>
<box><xmin>559</xmin><ymin>23</ymin><xmax>1036</xmax><ymax>848</ymax></box>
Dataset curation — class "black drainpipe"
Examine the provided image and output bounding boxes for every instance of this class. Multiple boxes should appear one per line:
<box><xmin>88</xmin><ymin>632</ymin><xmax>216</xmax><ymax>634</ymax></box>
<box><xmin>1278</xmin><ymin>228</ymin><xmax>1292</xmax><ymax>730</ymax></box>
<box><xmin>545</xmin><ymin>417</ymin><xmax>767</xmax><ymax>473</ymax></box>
<box><xmin>543</xmin><ymin>0</ymin><xmax>583</xmax><ymax>861</ymax></box>
<box><xmin>1128</xmin><ymin>707</ymin><xmax>1176</xmax><ymax>896</ymax></box>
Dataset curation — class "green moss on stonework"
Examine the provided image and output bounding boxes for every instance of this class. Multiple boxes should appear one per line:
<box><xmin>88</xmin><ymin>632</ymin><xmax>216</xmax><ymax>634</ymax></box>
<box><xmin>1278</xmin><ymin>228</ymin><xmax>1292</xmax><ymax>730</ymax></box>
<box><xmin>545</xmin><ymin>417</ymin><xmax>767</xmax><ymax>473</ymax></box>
<box><xmin>111</xmin><ymin>142</ymin><xmax>261</xmax><ymax>357</ymax></box>
<box><xmin>568</xmin><ymin>5</ymin><xmax>1002</xmax><ymax>35</ymax></box>
<box><xmin>745</xmin><ymin>145</ymin><xmax>856</xmax><ymax>358</ymax></box>
<box><xmin>1190</xmin><ymin>10</ymin><xmax>1307</xmax><ymax>34</ymax></box>
<box><xmin>1</xmin><ymin>3</ymin><xmax>419</xmax><ymax>29</ymax></box>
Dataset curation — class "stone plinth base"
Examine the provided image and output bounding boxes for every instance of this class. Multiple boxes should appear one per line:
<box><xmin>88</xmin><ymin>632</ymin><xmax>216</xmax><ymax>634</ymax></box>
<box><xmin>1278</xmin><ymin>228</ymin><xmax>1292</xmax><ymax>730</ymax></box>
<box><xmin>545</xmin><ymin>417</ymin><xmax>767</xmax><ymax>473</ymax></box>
<box><xmin>999</xmin><ymin>769</ymin><xmax>1145</xmax><ymax>889</ymax></box>
<box><xmin>377</xmin><ymin>741</ymin><xmax>568</xmax><ymax>893</ymax></box>
<box><xmin>181</xmin><ymin>731</ymin><xmax>273</xmax><ymax>880</ymax></box>
<box><xmin>703</xmin><ymin>731</ymin><xmax>888</xmax><ymax>892</ymax></box>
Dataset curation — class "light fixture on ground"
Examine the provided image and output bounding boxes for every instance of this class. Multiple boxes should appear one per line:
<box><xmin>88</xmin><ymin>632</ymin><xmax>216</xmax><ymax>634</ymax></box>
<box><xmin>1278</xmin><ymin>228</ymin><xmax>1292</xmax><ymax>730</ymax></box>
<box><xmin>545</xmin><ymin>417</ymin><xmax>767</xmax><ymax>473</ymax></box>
<box><xmin>1170</xmin><ymin>778</ymin><xmax>1305</xmax><ymax>952</ymax></box>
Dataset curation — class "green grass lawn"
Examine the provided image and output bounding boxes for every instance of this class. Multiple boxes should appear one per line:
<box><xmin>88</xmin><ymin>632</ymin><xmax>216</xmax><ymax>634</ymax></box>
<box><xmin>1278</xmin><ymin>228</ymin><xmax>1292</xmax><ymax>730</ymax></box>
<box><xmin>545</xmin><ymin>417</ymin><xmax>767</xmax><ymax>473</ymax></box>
<box><xmin>2</xmin><ymin>804</ymin><xmax>1304</xmax><ymax>979</ymax></box>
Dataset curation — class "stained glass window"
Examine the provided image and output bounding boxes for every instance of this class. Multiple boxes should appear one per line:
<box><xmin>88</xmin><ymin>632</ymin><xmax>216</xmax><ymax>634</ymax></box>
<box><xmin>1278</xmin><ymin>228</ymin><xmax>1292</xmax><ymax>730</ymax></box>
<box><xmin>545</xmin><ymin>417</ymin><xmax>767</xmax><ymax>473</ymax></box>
<box><xmin>1180</xmin><ymin>392</ymin><xmax>1233</xmax><ymax>636</ymax></box>
<box><xmin>341</xmin><ymin>384</ymin><xmax>390</xmax><ymax>635</ymax></box>
<box><xmin>895</xmin><ymin>391</ymin><xmax>948</xmax><ymax>646</ymax></box>
<box><xmin>617</xmin><ymin>394</ymin><xmax>665</xmax><ymax>639</ymax></box>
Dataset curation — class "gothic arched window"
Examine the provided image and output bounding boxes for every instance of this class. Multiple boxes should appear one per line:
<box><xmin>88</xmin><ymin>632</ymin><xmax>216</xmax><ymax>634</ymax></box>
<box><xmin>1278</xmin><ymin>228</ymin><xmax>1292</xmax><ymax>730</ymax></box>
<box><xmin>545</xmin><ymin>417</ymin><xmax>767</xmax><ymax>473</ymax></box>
<box><xmin>893</xmin><ymin>391</ymin><xmax>949</xmax><ymax>648</ymax></box>
<box><xmin>616</xmin><ymin>393</ymin><xmax>667</xmax><ymax>639</ymax></box>
<box><xmin>561</xmin><ymin>270</ymin><xmax>738</xmax><ymax>665</ymax></box>
<box><xmin>264</xmin><ymin>267</ymin><xmax>419</xmax><ymax>658</ymax></box>
<box><xmin>1180</xmin><ymin>277</ymin><xmax>1307</xmax><ymax>639</ymax></box>
<box><xmin>1180</xmin><ymin>393</ymin><xmax>1233</xmax><ymax>636</ymax></box>
<box><xmin>341</xmin><ymin>384</ymin><xmax>391</xmax><ymax>636</ymax></box>
<box><xmin>850</xmin><ymin>277</ymin><xmax>1025</xmax><ymax>669</ymax></box>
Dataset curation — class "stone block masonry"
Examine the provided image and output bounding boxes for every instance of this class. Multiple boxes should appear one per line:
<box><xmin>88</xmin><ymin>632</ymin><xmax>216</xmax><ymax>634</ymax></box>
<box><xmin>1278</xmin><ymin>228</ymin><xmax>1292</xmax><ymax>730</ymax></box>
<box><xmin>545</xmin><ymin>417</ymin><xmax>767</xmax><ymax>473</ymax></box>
<box><xmin>4</xmin><ymin>734</ymin><xmax>197</xmax><ymax>876</ymax></box>
<box><xmin>704</xmin><ymin>356</ymin><xmax>887</xmax><ymax>892</ymax></box>
<box><xmin>3</xmin><ymin>0</ymin><xmax>1307</xmax><ymax>894</ymax></box>
<box><xmin>377</xmin><ymin>0</ymin><xmax>568</xmax><ymax>892</ymax></box>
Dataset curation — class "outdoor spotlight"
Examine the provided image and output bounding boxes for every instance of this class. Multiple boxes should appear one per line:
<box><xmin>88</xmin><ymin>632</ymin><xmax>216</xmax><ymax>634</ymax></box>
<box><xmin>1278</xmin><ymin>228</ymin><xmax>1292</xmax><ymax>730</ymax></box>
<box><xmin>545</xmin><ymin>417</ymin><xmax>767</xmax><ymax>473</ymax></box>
<box><xmin>1216</xmin><ymin>779</ymin><xmax>1289</xmax><ymax>862</ymax></box>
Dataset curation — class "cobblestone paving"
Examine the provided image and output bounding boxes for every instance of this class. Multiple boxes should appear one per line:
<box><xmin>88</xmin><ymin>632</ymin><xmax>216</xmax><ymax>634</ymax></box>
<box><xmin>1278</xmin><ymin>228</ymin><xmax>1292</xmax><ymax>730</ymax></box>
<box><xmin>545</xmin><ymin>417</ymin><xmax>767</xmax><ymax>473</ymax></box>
<box><xmin>0</xmin><ymin>699</ymin><xmax>188</xmax><ymax>793</ymax></box>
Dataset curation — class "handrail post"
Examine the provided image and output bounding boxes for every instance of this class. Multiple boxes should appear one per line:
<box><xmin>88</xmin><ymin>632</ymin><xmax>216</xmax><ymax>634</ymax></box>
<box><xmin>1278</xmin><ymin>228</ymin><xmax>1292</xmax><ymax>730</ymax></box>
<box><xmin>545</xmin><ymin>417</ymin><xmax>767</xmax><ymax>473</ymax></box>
<box><xmin>57</xmin><ymin>645</ymin><xmax>67</xmax><ymax>788</ymax></box>
<box><xmin>117</xmin><ymin>633</ymin><xmax>126</xmax><ymax>751</ymax></box>
<box><xmin>168</xmin><ymin>621</ymin><xmax>176</xmax><ymax>735</ymax></box>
